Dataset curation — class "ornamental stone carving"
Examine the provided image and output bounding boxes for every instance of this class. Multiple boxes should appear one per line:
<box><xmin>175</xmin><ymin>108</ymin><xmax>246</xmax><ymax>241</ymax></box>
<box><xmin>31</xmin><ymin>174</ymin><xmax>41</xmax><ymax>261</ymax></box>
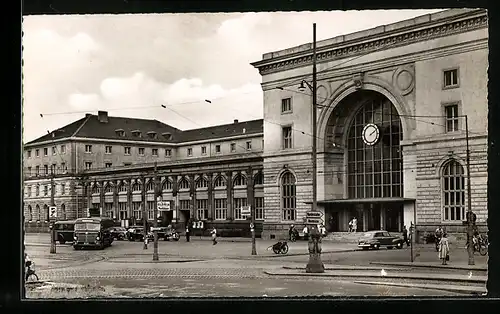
<box><xmin>393</xmin><ymin>65</ymin><xmax>415</xmax><ymax>96</ymax></box>
<box><xmin>256</xmin><ymin>14</ymin><xmax>487</xmax><ymax>75</ymax></box>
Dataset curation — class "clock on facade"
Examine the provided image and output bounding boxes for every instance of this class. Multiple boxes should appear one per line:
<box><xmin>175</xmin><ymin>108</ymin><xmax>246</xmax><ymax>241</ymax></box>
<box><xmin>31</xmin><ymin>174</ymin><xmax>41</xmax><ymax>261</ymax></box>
<box><xmin>362</xmin><ymin>123</ymin><xmax>380</xmax><ymax>146</ymax></box>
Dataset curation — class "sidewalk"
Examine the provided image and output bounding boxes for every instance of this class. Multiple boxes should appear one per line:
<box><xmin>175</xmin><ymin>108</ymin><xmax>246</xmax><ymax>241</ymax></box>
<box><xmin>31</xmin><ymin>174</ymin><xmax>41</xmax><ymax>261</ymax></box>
<box><xmin>264</xmin><ymin>268</ymin><xmax>487</xmax><ymax>284</ymax></box>
<box><xmin>353</xmin><ymin>280</ymin><xmax>487</xmax><ymax>295</ymax></box>
<box><xmin>370</xmin><ymin>261</ymin><xmax>487</xmax><ymax>271</ymax></box>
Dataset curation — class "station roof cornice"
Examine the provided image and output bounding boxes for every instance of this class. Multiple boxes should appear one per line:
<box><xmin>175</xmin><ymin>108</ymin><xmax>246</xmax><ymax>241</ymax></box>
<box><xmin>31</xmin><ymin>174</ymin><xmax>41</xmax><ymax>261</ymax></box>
<box><xmin>251</xmin><ymin>9</ymin><xmax>488</xmax><ymax>75</ymax></box>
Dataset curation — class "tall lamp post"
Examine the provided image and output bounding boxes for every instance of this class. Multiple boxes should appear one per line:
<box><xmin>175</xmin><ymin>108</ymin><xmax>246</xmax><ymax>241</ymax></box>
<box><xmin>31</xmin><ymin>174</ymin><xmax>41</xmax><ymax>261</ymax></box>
<box><xmin>153</xmin><ymin>162</ymin><xmax>159</xmax><ymax>261</ymax></box>
<box><xmin>299</xmin><ymin>23</ymin><xmax>324</xmax><ymax>273</ymax></box>
<box><xmin>49</xmin><ymin>173</ymin><xmax>57</xmax><ymax>254</ymax></box>
<box><xmin>464</xmin><ymin>115</ymin><xmax>475</xmax><ymax>265</ymax></box>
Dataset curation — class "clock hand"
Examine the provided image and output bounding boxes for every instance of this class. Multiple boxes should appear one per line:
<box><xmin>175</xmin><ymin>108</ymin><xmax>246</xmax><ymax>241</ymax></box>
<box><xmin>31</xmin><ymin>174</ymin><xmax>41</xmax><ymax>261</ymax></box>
<box><xmin>370</xmin><ymin>130</ymin><xmax>376</xmax><ymax>136</ymax></box>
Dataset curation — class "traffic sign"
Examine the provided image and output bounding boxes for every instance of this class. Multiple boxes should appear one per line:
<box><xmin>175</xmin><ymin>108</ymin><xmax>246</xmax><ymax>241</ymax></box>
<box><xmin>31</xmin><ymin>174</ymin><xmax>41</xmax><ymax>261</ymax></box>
<box><xmin>306</xmin><ymin>211</ymin><xmax>323</xmax><ymax>218</ymax></box>
<box><xmin>249</xmin><ymin>223</ymin><xmax>254</xmax><ymax>229</ymax></box>
<box><xmin>157</xmin><ymin>201</ymin><xmax>170</xmax><ymax>211</ymax></box>
<box><xmin>49</xmin><ymin>206</ymin><xmax>57</xmax><ymax>218</ymax></box>
<box><xmin>241</xmin><ymin>206</ymin><xmax>251</xmax><ymax>215</ymax></box>
<box><xmin>306</xmin><ymin>218</ymin><xmax>322</xmax><ymax>224</ymax></box>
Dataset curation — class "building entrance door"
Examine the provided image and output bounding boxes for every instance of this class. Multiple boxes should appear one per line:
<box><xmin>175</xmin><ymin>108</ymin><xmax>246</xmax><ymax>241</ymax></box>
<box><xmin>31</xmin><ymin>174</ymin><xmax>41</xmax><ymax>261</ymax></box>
<box><xmin>180</xmin><ymin>210</ymin><xmax>190</xmax><ymax>223</ymax></box>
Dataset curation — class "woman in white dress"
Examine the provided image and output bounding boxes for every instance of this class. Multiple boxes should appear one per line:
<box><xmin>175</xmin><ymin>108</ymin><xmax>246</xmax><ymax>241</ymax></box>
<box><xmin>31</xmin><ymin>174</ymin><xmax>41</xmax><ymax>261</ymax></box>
<box><xmin>438</xmin><ymin>233</ymin><xmax>450</xmax><ymax>265</ymax></box>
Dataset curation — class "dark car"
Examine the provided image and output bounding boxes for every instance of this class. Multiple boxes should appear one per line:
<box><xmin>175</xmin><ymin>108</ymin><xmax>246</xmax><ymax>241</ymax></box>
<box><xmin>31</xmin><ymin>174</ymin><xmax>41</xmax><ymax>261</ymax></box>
<box><xmin>52</xmin><ymin>220</ymin><xmax>75</xmax><ymax>244</ymax></box>
<box><xmin>145</xmin><ymin>226</ymin><xmax>180</xmax><ymax>241</ymax></box>
<box><xmin>127</xmin><ymin>226</ymin><xmax>146</xmax><ymax>241</ymax></box>
<box><xmin>358</xmin><ymin>230</ymin><xmax>404</xmax><ymax>250</ymax></box>
<box><xmin>109</xmin><ymin>227</ymin><xmax>128</xmax><ymax>240</ymax></box>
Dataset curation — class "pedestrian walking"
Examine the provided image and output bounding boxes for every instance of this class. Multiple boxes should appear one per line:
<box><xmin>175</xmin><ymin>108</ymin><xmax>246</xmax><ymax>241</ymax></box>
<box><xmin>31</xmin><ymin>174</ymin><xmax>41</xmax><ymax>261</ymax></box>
<box><xmin>210</xmin><ymin>227</ymin><xmax>217</xmax><ymax>245</ymax></box>
<box><xmin>403</xmin><ymin>225</ymin><xmax>410</xmax><ymax>247</ymax></box>
<box><xmin>302</xmin><ymin>225</ymin><xmax>309</xmax><ymax>241</ymax></box>
<box><xmin>352</xmin><ymin>217</ymin><xmax>358</xmax><ymax>233</ymax></box>
<box><xmin>185</xmin><ymin>222</ymin><xmax>191</xmax><ymax>242</ymax></box>
<box><xmin>348</xmin><ymin>219</ymin><xmax>353</xmax><ymax>233</ymax></box>
<box><xmin>438</xmin><ymin>233</ymin><xmax>450</xmax><ymax>265</ymax></box>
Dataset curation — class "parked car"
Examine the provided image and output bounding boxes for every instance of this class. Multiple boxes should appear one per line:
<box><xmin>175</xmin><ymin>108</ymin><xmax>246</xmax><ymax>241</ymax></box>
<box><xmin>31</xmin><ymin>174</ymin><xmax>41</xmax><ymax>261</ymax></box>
<box><xmin>145</xmin><ymin>226</ymin><xmax>180</xmax><ymax>241</ymax></box>
<box><xmin>127</xmin><ymin>226</ymin><xmax>146</xmax><ymax>242</ymax></box>
<box><xmin>109</xmin><ymin>227</ymin><xmax>128</xmax><ymax>240</ymax></box>
<box><xmin>358</xmin><ymin>230</ymin><xmax>404</xmax><ymax>250</ymax></box>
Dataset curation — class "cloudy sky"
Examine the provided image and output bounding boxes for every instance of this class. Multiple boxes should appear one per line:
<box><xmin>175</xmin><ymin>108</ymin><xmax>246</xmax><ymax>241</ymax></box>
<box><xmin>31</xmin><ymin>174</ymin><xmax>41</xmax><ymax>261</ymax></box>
<box><xmin>22</xmin><ymin>9</ymin><xmax>443</xmax><ymax>142</ymax></box>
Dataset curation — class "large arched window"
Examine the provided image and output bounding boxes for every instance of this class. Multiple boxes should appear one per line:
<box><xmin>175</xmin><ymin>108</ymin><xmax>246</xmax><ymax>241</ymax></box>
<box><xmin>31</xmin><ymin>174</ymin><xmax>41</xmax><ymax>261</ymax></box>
<box><xmin>132</xmin><ymin>182</ymin><xmax>141</xmax><ymax>192</ymax></box>
<box><xmin>178</xmin><ymin>177</ymin><xmax>190</xmax><ymax>190</ymax></box>
<box><xmin>442</xmin><ymin>160</ymin><xmax>465</xmax><ymax>221</ymax></box>
<box><xmin>281</xmin><ymin>171</ymin><xmax>296</xmax><ymax>221</ymax></box>
<box><xmin>146</xmin><ymin>180</ymin><xmax>155</xmax><ymax>192</ymax></box>
<box><xmin>233</xmin><ymin>174</ymin><xmax>247</xmax><ymax>187</ymax></box>
<box><xmin>347</xmin><ymin>95</ymin><xmax>403</xmax><ymax>198</ymax></box>
<box><xmin>27</xmin><ymin>205</ymin><xmax>33</xmax><ymax>221</ymax></box>
<box><xmin>92</xmin><ymin>184</ymin><xmax>100</xmax><ymax>194</ymax></box>
<box><xmin>214</xmin><ymin>176</ymin><xmax>226</xmax><ymax>188</ymax></box>
<box><xmin>196</xmin><ymin>177</ymin><xmax>209</xmax><ymax>189</ymax></box>
<box><xmin>118</xmin><ymin>182</ymin><xmax>127</xmax><ymax>193</ymax></box>
<box><xmin>162</xmin><ymin>179</ymin><xmax>173</xmax><ymax>190</ymax></box>
<box><xmin>35</xmin><ymin>204</ymin><xmax>40</xmax><ymax>221</ymax></box>
<box><xmin>254</xmin><ymin>172</ymin><xmax>264</xmax><ymax>186</ymax></box>
<box><xmin>61</xmin><ymin>203</ymin><xmax>66</xmax><ymax>220</ymax></box>
<box><xmin>104</xmin><ymin>184</ymin><xmax>113</xmax><ymax>193</ymax></box>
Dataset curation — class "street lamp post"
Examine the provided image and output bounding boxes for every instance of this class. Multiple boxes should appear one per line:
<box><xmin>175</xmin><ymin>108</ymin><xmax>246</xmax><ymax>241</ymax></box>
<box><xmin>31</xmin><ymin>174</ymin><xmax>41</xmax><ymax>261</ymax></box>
<box><xmin>299</xmin><ymin>23</ymin><xmax>324</xmax><ymax>273</ymax></box>
<box><xmin>464</xmin><ymin>115</ymin><xmax>474</xmax><ymax>265</ymax></box>
<box><xmin>49</xmin><ymin>173</ymin><xmax>56</xmax><ymax>254</ymax></box>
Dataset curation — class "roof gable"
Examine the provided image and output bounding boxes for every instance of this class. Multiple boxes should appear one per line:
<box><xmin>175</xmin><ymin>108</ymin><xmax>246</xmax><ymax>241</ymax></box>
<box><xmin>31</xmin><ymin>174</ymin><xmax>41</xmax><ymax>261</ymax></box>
<box><xmin>24</xmin><ymin>116</ymin><xmax>88</xmax><ymax>146</ymax></box>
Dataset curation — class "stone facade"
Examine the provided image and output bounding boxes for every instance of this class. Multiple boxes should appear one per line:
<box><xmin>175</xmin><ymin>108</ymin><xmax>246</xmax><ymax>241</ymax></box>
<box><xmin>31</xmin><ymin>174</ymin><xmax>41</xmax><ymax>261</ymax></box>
<box><xmin>252</xmin><ymin>8</ymin><xmax>488</xmax><ymax>239</ymax></box>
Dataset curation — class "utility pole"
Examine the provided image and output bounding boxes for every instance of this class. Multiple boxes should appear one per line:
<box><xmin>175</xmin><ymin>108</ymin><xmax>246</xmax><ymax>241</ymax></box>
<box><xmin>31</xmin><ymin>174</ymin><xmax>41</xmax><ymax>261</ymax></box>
<box><xmin>305</xmin><ymin>23</ymin><xmax>324</xmax><ymax>273</ymax></box>
<box><xmin>153</xmin><ymin>162</ymin><xmax>159</xmax><ymax>261</ymax></box>
<box><xmin>248</xmin><ymin>167</ymin><xmax>257</xmax><ymax>255</ymax></box>
<box><xmin>49</xmin><ymin>173</ymin><xmax>56</xmax><ymax>254</ymax></box>
<box><xmin>465</xmin><ymin>115</ymin><xmax>474</xmax><ymax>265</ymax></box>
<box><xmin>142</xmin><ymin>175</ymin><xmax>148</xmax><ymax>250</ymax></box>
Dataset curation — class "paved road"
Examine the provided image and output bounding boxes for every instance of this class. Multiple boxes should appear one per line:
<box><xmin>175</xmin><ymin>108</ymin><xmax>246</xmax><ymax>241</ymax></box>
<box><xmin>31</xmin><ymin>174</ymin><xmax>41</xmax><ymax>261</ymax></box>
<box><xmin>24</xmin><ymin>235</ymin><xmax>487</xmax><ymax>297</ymax></box>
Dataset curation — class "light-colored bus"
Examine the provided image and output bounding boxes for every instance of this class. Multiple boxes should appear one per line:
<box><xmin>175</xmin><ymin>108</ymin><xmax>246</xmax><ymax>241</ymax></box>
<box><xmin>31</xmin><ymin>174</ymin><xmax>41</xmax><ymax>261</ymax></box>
<box><xmin>73</xmin><ymin>217</ymin><xmax>114</xmax><ymax>250</ymax></box>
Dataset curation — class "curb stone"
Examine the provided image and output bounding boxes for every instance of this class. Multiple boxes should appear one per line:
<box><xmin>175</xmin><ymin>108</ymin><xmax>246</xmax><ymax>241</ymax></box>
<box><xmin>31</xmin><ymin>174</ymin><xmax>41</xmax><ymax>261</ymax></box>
<box><xmin>263</xmin><ymin>270</ymin><xmax>487</xmax><ymax>284</ymax></box>
<box><xmin>353</xmin><ymin>280</ymin><xmax>487</xmax><ymax>295</ymax></box>
<box><xmin>370</xmin><ymin>262</ymin><xmax>487</xmax><ymax>271</ymax></box>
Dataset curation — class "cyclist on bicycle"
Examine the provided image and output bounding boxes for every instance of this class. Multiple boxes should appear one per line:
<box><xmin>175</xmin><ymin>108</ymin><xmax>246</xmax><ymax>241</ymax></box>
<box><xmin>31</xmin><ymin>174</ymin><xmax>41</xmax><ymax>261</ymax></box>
<box><xmin>24</xmin><ymin>253</ymin><xmax>32</xmax><ymax>280</ymax></box>
<box><xmin>289</xmin><ymin>225</ymin><xmax>298</xmax><ymax>241</ymax></box>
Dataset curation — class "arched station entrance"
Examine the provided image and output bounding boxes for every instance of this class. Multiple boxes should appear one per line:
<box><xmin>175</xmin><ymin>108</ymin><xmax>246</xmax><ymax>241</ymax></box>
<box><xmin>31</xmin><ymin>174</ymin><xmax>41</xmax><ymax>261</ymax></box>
<box><xmin>321</xmin><ymin>90</ymin><xmax>411</xmax><ymax>233</ymax></box>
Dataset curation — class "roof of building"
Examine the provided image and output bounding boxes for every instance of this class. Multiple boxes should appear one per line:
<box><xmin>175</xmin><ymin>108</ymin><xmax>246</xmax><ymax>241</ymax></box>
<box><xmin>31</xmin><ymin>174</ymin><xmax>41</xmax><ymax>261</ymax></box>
<box><xmin>25</xmin><ymin>111</ymin><xmax>263</xmax><ymax>146</ymax></box>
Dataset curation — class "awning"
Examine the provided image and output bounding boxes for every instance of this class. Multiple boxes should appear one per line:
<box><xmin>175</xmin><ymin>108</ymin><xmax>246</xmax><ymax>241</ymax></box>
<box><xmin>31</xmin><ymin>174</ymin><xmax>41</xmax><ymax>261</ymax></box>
<box><xmin>304</xmin><ymin>197</ymin><xmax>416</xmax><ymax>205</ymax></box>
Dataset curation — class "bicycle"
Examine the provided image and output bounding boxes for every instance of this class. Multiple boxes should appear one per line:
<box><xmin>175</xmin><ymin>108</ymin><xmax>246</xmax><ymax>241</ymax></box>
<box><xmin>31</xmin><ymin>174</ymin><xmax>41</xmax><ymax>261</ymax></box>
<box><xmin>25</xmin><ymin>261</ymin><xmax>39</xmax><ymax>283</ymax></box>
<box><xmin>473</xmin><ymin>235</ymin><xmax>488</xmax><ymax>256</ymax></box>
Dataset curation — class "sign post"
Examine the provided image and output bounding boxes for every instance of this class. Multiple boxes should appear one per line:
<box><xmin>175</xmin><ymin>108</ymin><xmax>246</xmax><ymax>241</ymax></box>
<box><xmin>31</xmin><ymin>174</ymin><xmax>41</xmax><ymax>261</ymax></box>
<box><xmin>49</xmin><ymin>205</ymin><xmax>57</xmax><ymax>254</ymax></box>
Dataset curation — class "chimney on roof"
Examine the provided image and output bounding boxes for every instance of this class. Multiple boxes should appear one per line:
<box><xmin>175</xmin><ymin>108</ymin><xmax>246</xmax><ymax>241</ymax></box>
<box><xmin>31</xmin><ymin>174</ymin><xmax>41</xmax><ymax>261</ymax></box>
<box><xmin>98</xmin><ymin>111</ymin><xmax>108</xmax><ymax>123</ymax></box>
<box><xmin>85</xmin><ymin>113</ymin><xmax>91</xmax><ymax>118</ymax></box>
<box><xmin>234</xmin><ymin>119</ymin><xmax>239</xmax><ymax>124</ymax></box>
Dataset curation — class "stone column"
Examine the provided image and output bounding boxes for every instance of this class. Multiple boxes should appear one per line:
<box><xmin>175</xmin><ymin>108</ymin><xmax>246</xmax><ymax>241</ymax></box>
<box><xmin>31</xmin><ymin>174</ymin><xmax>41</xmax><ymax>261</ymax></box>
<box><xmin>226</xmin><ymin>171</ymin><xmax>233</xmax><ymax>220</ymax></box>
<box><xmin>207</xmin><ymin>173</ymin><xmax>213</xmax><ymax>220</ymax></box>
<box><xmin>190</xmin><ymin>174</ymin><xmax>196</xmax><ymax>220</ymax></box>
<box><xmin>172</xmin><ymin>175</ymin><xmax>178</xmax><ymax>223</ymax></box>
<box><xmin>100</xmin><ymin>181</ymin><xmax>105</xmax><ymax>217</ymax></box>
<box><xmin>113</xmin><ymin>180</ymin><xmax>119</xmax><ymax>220</ymax></box>
<box><xmin>127</xmin><ymin>178</ymin><xmax>132</xmax><ymax>223</ymax></box>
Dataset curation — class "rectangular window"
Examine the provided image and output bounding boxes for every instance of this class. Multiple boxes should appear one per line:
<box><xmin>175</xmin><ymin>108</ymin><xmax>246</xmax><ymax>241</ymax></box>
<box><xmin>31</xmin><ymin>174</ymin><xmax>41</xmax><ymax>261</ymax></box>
<box><xmin>44</xmin><ymin>185</ymin><xmax>48</xmax><ymax>196</ymax></box>
<box><xmin>230</xmin><ymin>143</ymin><xmax>236</xmax><ymax>152</ymax></box>
<box><xmin>281</xmin><ymin>97</ymin><xmax>292</xmax><ymax>113</ymax></box>
<box><xmin>85</xmin><ymin>145</ymin><xmax>92</xmax><ymax>153</ymax></box>
<box><xmin>196</xmin><ymin>199</ymin><xmax>208</xmax><ymax>220</ymax></box>
<box><xmin>132</xmin><ymin>202</ymin><xmax>142</xmax><ymax>220</ymax></box>
<box><xmin>124</xmin><ymin>147</ymin><xmax>131</xmax><ymax>155</ymax></box>
<box><xmin>61</xmin><ymin>183</ymin><xmax>66</xmax><ymax>195</ymax></box>
<box><xmin>105</xmin><ymin>163</ymin><xmax>112</xmax><ymax>168</ymax></box>
<box><xmin>36</xmin><ymin>166</ymin><xmax>40</xmax><ymax>176</ymax></box>
<box><xmin>201</xmin><ymin>146</ymin><xmax>207</xmax><ymax>155</ymax></box>
<box><xmin>52</xmin><ymin>146</ymin><xmax>57</xmax><ymax>155</ymax></box>
<box><xmin>85</xmin><ymin>162</ymin><xmax>92</xmax><ymax>170</ymax></box>
<box><xmin>445</xmin><ymin>104</ymin><xmax>459</xmax><ymax>133</ymax></box>
<box><xmin>35</xmin><ymin>149</ymin><xmax>39</xmax><ymax>157</ymax></box>
<box><xmin>255</xmin><ymin>197</ymin><xmax>264</xmax><ymax>220</ymax></box>
<box><xmin>44</xmin><ymin>148</ymin><xmax>48</xmax><ymax>156</ymax></box>
<box><xmin>51</xmin><ymin>164</ymin><xmax>56</xmax><ymax>174</ymax></box>
<box><xmin>27</xmin><ymin>186</ymin><xmax>32</xmax><ymax>197</ymax></box>
<box><xmin>443</xmin><ymin>68</ymin><xmax>459</xmax><ymax>89</ymax></box>
<box><xmin>214</xmin><ymin>198</ymin><xmax>227</xmax><ymax>220</ymax></box>
<box><xmin>60</xmin><ymin>145</ymin><xmax>66</xmax><ymax>154</ymax></box>
<box><xmin>27</xmin><ymin>150</ymin><xmax>31</xmax><ymax>158</ymax></box>
<box><xmin>233</xmin><ymin>198</ymin><xmax>247</xmax><ymax>220</ymax></box>
<box><xmin>165</xmin><ymin>149</ymin><xmax>172</xmax><ymax>157</ymax></box>
<box><xmin>105</xmin><ymin>146</ymin><xmax>112</xmax><ymax>154</ymax></box>
<box><xmin>104</xmin><ymin>203</ymin><xmax>113</xmax><ymax>218</ymax></box>
<box><xmin>44</xmin><ymin>165</ymin><xmax>48</xmax><ymax>174</ymax></box>
<box><xmin>138</xmin><ymin>148</ymin><xmax>145</xmax><ymax>156</ymax></box>
<box><xmin>60</xmin><ymin>162</ymin><xmax>66</xmax><ymax>173</ymax></box>
<box><xmin>246</xmin><ymin>141</ymin><xmax>252</xmax><ymax>150</ymax></box>
<box><xmin>152</xmin><ymin>148</ymin><xmax>158</xmax><ymax>156</ymax></box>
<box><xmin>35</xmin><ymin>185</ymin><xmax>40</xmax><ymax>196</ymax></box>
<box><xmin>215</xmin><ymin>145</ymin><xmax>221</xmax><ymax>153</ymax></box>
<box><xmin>147</xmin><ymin>201</ymin><xmax>155</xmax><ymax>220</ymax></box>
<box><xmin>283</xmin><ymin>126</ymin><xmax>292</xmax><ymax>149</ymax></box>
<box><xmin>187</xmin><ymin>148</ymin><xmax>193</xmax><ymax>156</ymax></box>
<box><xmin>27</xmin><ymin>167</ymin><xmax>32</xmax><ymax>176</ymax></box>
<box><xmin>119</xmin><ymin>202</ymin><xmax>128</xmax><ymax>220</ymax></box>
<box><xmin>180</xmin><ymin>200</ymin><xmax>191</xmax><ymax>210</ymax></box>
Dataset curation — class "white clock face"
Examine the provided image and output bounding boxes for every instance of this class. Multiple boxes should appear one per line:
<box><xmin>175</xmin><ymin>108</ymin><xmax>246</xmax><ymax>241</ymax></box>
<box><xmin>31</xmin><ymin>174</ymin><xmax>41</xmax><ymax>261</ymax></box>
<box><xmin>362</xmin><ymin>123</ymin><xmax>380</xmax><ymax>146</ymax></box>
